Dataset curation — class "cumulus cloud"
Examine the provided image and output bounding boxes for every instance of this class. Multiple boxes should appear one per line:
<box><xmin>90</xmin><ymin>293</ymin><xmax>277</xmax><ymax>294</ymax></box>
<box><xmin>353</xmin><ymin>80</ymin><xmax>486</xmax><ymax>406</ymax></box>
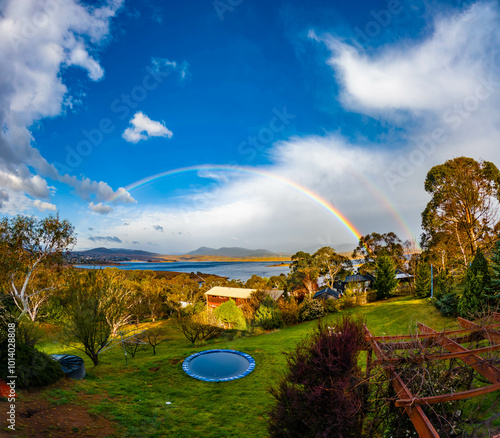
<box><xmin>89</xmin><ymin>202</ymin><xmax>113</xmax><ymax>215</ymax></box>
<box><xmin>153</xmin><ymin>225</ymin><xmax>164</xmax><ymax>232</ymax></box>
<box><xmin>0</xmin><ymin>0</ymin><xmax>134</xmax><ymax>210</ymax></box>
<box><xmin>33</xmin><ymin>199</ymin><xmax>57</xmax><ymax>212</ymax></box>
<box><xmin>89</xmin><ymin>235</ymin><xmax>122</xmax><ymax>243</ymax></box>
<box><xmin>122</xmin><ymin>112</ymin><xmax>173</xmax><ymax>143</ymax></box>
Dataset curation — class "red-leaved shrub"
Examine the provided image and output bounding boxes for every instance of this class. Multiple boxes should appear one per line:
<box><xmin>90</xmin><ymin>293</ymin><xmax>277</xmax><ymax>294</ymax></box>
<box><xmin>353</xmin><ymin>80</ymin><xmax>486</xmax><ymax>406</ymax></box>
<box><xmin>268</xmin><ymin>316</ymin><xmax>368</xmax><ymax>438</ymax></box>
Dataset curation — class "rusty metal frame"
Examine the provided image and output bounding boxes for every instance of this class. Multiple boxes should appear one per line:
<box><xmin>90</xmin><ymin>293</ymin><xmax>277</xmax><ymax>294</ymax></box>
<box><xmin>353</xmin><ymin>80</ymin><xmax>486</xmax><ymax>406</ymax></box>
<box><xmin>365</xmin><ymin>317</ymin><xmax>500</xmax><ymax>438</ymax></box>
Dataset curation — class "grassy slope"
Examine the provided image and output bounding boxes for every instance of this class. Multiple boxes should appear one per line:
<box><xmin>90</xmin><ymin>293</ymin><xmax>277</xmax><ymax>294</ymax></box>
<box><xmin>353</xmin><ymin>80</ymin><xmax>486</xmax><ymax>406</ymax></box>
<box><xmin>34</xmin><ymin>297</ymin><xmax>458</xmax><ymax>438</ymax></box>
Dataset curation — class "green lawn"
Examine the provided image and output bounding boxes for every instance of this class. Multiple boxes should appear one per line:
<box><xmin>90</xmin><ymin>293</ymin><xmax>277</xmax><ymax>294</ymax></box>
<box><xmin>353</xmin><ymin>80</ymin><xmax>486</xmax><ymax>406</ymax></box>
<box><xmin>27</xmin><ymin>297</ymin><xmax>462</xmax><ymax>437</ymax></box>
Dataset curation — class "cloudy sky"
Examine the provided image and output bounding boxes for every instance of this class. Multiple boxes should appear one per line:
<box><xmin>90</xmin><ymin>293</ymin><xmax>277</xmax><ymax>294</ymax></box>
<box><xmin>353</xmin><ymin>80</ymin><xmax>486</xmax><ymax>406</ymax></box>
<box><xmin>1</xmin><ymin>0</ymin><xmax>499</xmax><ymax>254</ymax></box>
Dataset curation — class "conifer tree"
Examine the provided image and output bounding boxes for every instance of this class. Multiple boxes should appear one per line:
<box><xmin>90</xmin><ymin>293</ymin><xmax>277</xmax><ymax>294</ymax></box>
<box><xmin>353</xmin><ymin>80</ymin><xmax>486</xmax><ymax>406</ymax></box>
<box><xmin>415</xmin><ymin>261</ymin><xmax>431</xmax><ymax>298</ymax></box>
<box><xmin>458</xmin><ymin>249</ymin><xmax>490</xmax><ymax>318</ymax></box>
<box><xmin>485</xmin><ymin>237</ymin><xmax>500</xmax><ymax>307</ymax></box>
<box><xmin>373</xmin><ymin>255</ymin><xmax>398</xmax><ymax>300</ymax></box>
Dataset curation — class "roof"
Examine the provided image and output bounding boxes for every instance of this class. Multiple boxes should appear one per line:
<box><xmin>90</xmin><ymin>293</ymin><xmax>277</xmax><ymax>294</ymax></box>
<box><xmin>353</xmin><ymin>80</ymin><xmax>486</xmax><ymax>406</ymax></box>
<box><xmin>266</xmin><ymin>289</ymin><xmax>285</xmax><ymax>301</ymax></box>
<box><xmin>314</xmin><ymin>287</ymin><xmax>342</xmax><ymax>300</ymax></box>
<box><xmin>204</xmin><ymin>287</ymin><xmax>256</xmax><ymax>299</ymax></box>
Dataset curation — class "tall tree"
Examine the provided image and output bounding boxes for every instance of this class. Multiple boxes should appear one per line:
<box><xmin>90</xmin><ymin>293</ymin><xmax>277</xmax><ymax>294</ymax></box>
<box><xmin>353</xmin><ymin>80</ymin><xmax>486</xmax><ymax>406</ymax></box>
<box><xmin>414</xmin><ymin>260</ymin><xmax>431</xmax><ymax>298</ymax></box>
<box><xmin>288</xmin><ymin>251</ymin><xmax>319</xmax><ymax>297</ymax></box>
<box><xmin>486</xmin><ymin>236</ymin><xmax>500</xmax><ymax>305</ymax></box>
<box><xmin>313</xmin><ymin>246</ymin><xmax>352</xmax><ymax>289</ymax></box>
<box><xmin>422</xmin><ymin>157</ymin><xmax>500</xmax><ymax>269</ymax></box>
<box><xmin>352</xmin><ymin>232</ymin><xmax>404</xmax><ymax>274</ymax></box>
<box><xmin>458</xmin><ymin>249</ymin><xmax>490</xmax><ymax>318</ymax></box>
<box><xmin>373</xmin><ymin>255</ymin><xmax>398</xmax><ymax>300</ymax></box>
<box><xmin>0</xmin><ymin>214</ymin><xmax>75</xmax><ymax>320</ymax></box>
<box><xmin>63</xmin><ymin>270</ymin><xmax>112</xmax><ymax>366</ymax></box>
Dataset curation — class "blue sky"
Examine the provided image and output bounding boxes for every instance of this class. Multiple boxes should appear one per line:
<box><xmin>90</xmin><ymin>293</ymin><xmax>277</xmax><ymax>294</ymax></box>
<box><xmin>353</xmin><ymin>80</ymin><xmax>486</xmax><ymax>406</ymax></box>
<box><xmin>1</xmin><ymin>0</ymin><xmax>499</xmax><ymax>253</ymax></box>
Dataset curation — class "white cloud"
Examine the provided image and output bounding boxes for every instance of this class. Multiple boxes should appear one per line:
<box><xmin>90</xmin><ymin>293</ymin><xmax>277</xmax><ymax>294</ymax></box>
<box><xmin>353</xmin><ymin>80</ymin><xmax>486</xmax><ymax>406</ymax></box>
<box><xmin>122</xmin><ymin>112</ymin><xmax>173</xmax><ymax>143</ymax></box>
<box><xmin>33</xmin><ymin>199</ymin><xmax>57</xmax><ymax>212</ymax></box>
<box><xmin>89</xmin><ymin>202</ymin><xmax>113</xmax><ymax>215</ymax></box>
<box><xmin>0</xmin><ymin>0</ymin><xmax>134</xmax><ymax>209</ymax></box>
<box><xmin>151</xmin><ymin>57</ymin><xmax>190</xmax><ymax>82</ymax></box>
<box><xmin>320</xmin><ymin>2</ymin><xmax>500</xmax><ymax>114</ymax></box>
<box><xmin>0</xmin><ymin>170</ymin><xmax>49</xmax><ymax>198</ymax></box>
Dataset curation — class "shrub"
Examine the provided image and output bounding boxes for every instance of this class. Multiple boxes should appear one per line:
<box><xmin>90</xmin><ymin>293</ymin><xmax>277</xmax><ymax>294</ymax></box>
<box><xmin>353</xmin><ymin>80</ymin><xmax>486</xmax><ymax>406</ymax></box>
<box><xmin>0</xmin><ymin>339</ymin><xmax>64</xmax><ymax>389</ymax></box>
<box><xmin>173</xmin><ymin>313</ymin><xmax>224</xmax><ymax>345</ymax></box>
<box><xmin>268</xmin><ymin>316</ymin><xmax>368</xmax><ymax>438</ymax></box>
<box><xmin>339</xmin><ymin>289</ymin><xmax>357</xmax><ymax>309</ymax></box>
<box><xmin>434</xmin><ymin>293</ymin><xmax>459</xmax><ymax>317</ymax></box>
<box><xmin>298</xmin><ymin>298</ymin><xmax>324</xmax><ymax>321</ymax></box>
<box><xmin>321</xmin><ymin>299</ymin><xmax>339</xmax><ymax>314</ymax></box>
<box><xmin>255</xmin><ymin>304</ymin><xmax>283</xmax><ymax>330</ymax></box>
<box><xmin>214</xmin><ymin>299</ymin><xmax>247</xmax><ymax>330</ymax></box>
<box><xmin>277</xmin><ymin>298</ymin><xmax>300</xmax><ymax>326</ymax></box>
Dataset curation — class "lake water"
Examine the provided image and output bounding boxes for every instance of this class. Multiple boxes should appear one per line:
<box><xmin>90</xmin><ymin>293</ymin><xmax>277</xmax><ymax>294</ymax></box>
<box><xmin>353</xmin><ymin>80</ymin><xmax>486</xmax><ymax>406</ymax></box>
<box><xmin>75</xmin><ymin>261</ymin><xmax>290</xmax><ymax>282</ymax></box>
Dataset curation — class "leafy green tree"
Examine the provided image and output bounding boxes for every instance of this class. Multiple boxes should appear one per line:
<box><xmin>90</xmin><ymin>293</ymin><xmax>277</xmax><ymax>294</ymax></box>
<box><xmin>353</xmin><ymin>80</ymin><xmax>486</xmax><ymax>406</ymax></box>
<box><xmin>173</xmin><ymin>312</ymin><xmax>224</xmax><ymax>345</ymax></box>
<box><xmin>352</xmin><ymin>232</ymin><xmax>405</xmax><ymax>274</ymax></box>
<box><xmin>213</xmin><ymin>299</ymin><xmax>247</xmax><ymax>330</ymax></box>
<box><xmin>422</xmin><ymin>157</ymin><xmax>500</xmax><ymax>270</ymax></box>
<box><xmin>288</xmin><ymin>251</ymin><xmax>319</xmax><ymax>297</ymax></box>
<box><xmin>313</xmin><ymin>246</ymin><xmax>351</xmax><ymax>288</ymax></box>
<box><xmin>458</xmin><ymin>249</ymin><xmax>491</xmax><ymax>318</ymax></box>
<box><xmin>373</xmin><ymin>255</ymin><xmax>398</xmax><ymax>300</ymax></box>
<box><xmin>245</xmin><ymin>274</ymin><xmax>267</xmax><ymax>290</ymax></box>
<box><xmin>0</xmin><ymin>214</ymin><xmax>75</xmax><ymax>320</ymax></box>
<box><xmin>63</xmin><ymin>271</ymin><xmax>112</xmax><ymax>366</ymax></box>
<box><xmin>415</xmin><ymin>261</ymin><xmax>431</xmax><ymax>298</ymax></box>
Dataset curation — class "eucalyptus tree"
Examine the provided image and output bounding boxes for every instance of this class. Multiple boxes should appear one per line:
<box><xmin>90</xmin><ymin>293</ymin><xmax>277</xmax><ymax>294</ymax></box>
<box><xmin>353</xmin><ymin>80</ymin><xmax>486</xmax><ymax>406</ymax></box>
<box><xmin>288</xmin><ymin>251</ymin><xmax>320</xmax><ymax>297</ymax></box>
<box><xmin>0</xmin><ymin>214</ymin><xmax>75</xmax><ymax>320</ymax></box>
<box><xmin>352</xmin><ymin>232</ymin><xmax>405</xmax><ymax>274</ymax></box>
<box><xmin>421</xmin><ymin>157</ymin><xmax>500</xmax><ymax>269</ymax></box>
<box><xmin>313</xmin><ymin>246</ymin><xmax>351</xmax><ymax>289</ymax></box>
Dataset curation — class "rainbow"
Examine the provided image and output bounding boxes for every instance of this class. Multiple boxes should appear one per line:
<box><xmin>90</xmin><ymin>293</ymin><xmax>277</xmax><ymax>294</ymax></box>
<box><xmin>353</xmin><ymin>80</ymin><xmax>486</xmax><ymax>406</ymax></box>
<box><xmin>110</xmin><ymin>164</ymin><xmax>363</xmax><ymax>241</ymax></box>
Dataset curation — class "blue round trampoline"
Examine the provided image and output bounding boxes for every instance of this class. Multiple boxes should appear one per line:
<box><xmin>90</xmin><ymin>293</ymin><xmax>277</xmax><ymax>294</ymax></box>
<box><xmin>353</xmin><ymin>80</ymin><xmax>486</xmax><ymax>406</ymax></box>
<box><xmin>182</xmin><ymin>349</ymin><xmax>255</xmax><ymax>382</ymax></box>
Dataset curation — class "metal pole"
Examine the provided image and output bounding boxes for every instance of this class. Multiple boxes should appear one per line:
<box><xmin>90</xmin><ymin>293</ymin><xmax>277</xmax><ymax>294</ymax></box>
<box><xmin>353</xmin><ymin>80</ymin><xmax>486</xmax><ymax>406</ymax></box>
<box><xmin>431</xmin><ymin>264</ymin><xmax>433</xmax><ymax>298</ymax></box>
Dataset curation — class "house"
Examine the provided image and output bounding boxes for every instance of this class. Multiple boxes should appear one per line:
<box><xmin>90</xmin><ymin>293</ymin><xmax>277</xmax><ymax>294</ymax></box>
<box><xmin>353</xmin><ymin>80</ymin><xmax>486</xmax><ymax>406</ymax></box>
<box><xmin>314</xmin><ymin>274</ymin><xmax>374</xmax><ymax>301</ymax></box>
<box><xmin>204</xmin><ymin>286</ymin><xmax>284</xmax><ymax>309</ymax></box>
<box><xmin>343</xmin><ymin>274</ymin><xmax>374</xmax><ymax>293</ymax></box>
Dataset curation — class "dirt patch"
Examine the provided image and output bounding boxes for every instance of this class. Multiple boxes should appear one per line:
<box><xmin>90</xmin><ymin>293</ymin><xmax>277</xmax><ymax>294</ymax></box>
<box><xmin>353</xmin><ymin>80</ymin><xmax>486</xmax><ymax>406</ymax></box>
<box><xmin>1</xmin><ymin>399</ymin><xmax>117</xmax><ymax>437</ymax></box>
<box><xmin>148</xmin><ymin>366</ymin><xmax>160</xmax><ymax>372</ymax></box>
<box><xmin>169</xmin><ymin>357</ymin><xmax>183</xmax><ymax>365</ymax></box>
<box><xmin>0</xmin><ymin>381</ymin><xmax>120</xmax><ymax>438</ymax></box>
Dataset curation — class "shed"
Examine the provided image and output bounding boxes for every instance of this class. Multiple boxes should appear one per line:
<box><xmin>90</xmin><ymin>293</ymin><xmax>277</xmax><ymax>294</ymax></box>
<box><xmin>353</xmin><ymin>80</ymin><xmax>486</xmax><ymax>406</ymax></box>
<box><xmin>205</xmin><ymin>287</ymin><xmax>256</xmax><ymax>309</ymax></box>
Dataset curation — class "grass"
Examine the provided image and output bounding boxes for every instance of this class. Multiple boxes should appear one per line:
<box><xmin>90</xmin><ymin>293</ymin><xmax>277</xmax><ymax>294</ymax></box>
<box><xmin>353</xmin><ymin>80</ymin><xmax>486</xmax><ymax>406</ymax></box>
<box><xmin>30</xmin><ymin>296</ymin><xmax>487</xmax><ymax>437</ymax></box>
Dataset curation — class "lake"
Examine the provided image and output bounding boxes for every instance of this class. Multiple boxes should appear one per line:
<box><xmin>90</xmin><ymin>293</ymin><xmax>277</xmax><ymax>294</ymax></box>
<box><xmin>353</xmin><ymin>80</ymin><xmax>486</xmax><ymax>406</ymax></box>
<box><xmin>75</xmin><ymin>261</ymin><xmax>290</xmax><ymax>282</ymax></box>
